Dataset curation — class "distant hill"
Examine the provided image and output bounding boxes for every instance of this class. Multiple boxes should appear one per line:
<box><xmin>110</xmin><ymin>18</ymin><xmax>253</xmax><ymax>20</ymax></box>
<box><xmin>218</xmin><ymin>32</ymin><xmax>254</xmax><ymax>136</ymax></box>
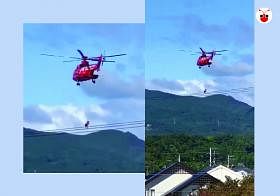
<box><xmin>145</xmin><ymin>89</ymin><xmax>254</xmax><ymax>135</ymax></box>
<box><xmin>24</xmin><ymin>127</ymin><xmax>144</xmax><ymax>173</ymax></box>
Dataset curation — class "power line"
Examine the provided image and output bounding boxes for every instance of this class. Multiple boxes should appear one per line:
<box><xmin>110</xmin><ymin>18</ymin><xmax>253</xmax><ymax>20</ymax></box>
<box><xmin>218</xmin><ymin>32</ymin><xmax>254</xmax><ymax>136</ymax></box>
<box><xmin>147</xmin><ymin>86</ymin><xmax>253</xmax><ymax>101</ymax></box>
<box><xmin>24</xmin><ymin>121</ymin><xmax>145</xmax><ymax>138</ymax></box>
<box><xmin>156</xmin><ymin>151</ymin><xmax>253</xmax><ymax>154</ymax></box>
<box><xmin>24</xmin><ymin>124</ymin><xmax>144</xmax><ymax>138</ymax></box>
<box><xmin>36</xmin><ymin>120</ymin><xmax>144</xmax><ymax>132</ymax></box>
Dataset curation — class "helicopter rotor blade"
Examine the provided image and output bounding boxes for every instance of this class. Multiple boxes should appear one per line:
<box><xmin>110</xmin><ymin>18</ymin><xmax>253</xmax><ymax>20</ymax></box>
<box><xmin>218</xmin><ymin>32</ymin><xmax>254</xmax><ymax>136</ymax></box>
<box><xmin>77</xmin><ymin>49</ymin><xmax>86</xmax><ymax>59</ymax></box>
<box><xmin>63</xmin><ymin>60</ymin><xmax>81</xmax><ymax>62</ymax></box>
<box><xmin>177</xmin><ymin>49</ymin><xmax>186</xmax><ymax>52</ymax></box>
<box><xmin>40</xmin><ymin>54</ymin><xmax>64</xmax><ymax>58</ymax></box>
<box><xmin>190</xmin><ymin>52</ymin><xmax>201</xmax><ymax>55</ymax></box>
<box><xmin>41</xmin><ymin>53</ymin><xmax>82</xmax><ymax>60</ymax></box>
<box><xmin>214</xmin><ymin>49</ymin><xmax>228</xmax><ymax>52</ymax></box>
<box><xmin>89</xmin><ymin>56</ymin><xmax>101</xmax><ymax>59</ymax></box>
<box><xmin>205</xmin><ymin>50</ymin><xmax>228</xmax><ymax>54</ymax></box>
<box><xmin>103</xmin><ymin>54</ymin><xmax>127</xmax><ymax>58</ymax></box>
<box><xmin>102</xmin><ymin>60</ymin><xmax>115</xmax><ymax>62</ymax></box>
<box><xmin>68</xmin><ymin>57</ymin><xmax>83</xmax><ymax>60</ymax></box>
<box><xmin>88</xmin><ymin>59</ymin><xmax>99</xmax><ymax>61</ymax></box>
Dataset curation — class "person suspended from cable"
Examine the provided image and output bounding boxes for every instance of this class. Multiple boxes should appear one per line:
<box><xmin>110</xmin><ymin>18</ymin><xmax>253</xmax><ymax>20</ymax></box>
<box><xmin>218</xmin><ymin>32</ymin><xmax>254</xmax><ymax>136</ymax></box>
<box><xmin>85</xmin><ymin>120</ymin><xmax>90</xmax><ymax>128</ymax></box>
<box><xmin>204</xmin><ymin>88</ymin><xmax>207</xmax><ymax>94</ymax></box>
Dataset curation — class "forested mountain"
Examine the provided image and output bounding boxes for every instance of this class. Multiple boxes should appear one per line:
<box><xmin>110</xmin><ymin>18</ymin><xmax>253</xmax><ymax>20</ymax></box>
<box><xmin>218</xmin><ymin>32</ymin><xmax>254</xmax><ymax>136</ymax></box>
<box><xmin>24</xmin><ymin>128</ymin><xmax>144</xmax><ymax>173</ymax></box>
<box><xmin>146</xmin><ymin>89</ymin><xmax>254</xmax><ymax>135</ymax></box>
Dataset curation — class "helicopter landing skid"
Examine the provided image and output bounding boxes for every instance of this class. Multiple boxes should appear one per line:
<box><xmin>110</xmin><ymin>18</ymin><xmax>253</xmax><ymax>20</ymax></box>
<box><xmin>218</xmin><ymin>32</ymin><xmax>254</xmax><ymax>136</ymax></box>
<box><xmin>91</xmin><ymin>74</ymin><xmax>98</xmax><ymax>84</ymax></box>
<box><xmin>92</xmin><ymin>74</ymin><xmax>99</xmax><ymax>79</ymax></box>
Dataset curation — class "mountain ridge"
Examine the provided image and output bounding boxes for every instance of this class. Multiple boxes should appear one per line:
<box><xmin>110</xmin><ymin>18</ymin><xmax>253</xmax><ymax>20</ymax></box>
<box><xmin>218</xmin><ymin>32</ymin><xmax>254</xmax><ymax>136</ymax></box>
<box><xmin>24</xmin><ymin>127</ymin><xmax>144</xmax><ymax>173</ymax></box>
<box><xmin>145</xmin><ymin>89</ymin><xmax>254</xmax><ymax>135</ymax></box>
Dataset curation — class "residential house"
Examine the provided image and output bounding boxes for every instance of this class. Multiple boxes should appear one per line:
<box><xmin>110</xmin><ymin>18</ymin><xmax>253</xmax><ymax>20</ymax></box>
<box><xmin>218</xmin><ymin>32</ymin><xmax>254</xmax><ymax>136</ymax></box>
<box><xmin>146</xmin><ymin>163</ymin><xmax>247</xmax><ymax>196</ymax></box>
<box><xmin>145</xmin><ymin>161</ymin><xmax>194</xmax><ymax>196</ymax></box>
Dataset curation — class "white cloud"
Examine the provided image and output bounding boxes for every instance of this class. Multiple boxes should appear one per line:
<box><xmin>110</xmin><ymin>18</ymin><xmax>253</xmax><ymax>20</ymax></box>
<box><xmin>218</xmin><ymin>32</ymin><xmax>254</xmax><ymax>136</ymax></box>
<box><xmin>23</xmin><ymin>100</ymin><xmax>145</xmax><ymax>139</ymax></box>
<box><xmin>24</xmin><ymin>104</ymin><xmax>108</xmax><ymax>132</ymax></box>
<box><xmin>177</xmin><ymin>79</ymin><xmax>217</xmax><ymax>95</ymax></box>
<box><xmin>147</xmin><ymin>77</ymin><xmax>254</xmax><ymax>106</ymax></box>
<box><xmin>202</xmin><ymin>61</ymin><xmax>253</xmax><ymax>77</ymax></box>
<box><xmin>147</xmin><ymin>78</ymin><xmax>217</xmax><ymax>96</ymax></box>
<box><xmin>80</xmin><ymin>70</ymin><xmax>144</xmax><ymax>99</ymax></box>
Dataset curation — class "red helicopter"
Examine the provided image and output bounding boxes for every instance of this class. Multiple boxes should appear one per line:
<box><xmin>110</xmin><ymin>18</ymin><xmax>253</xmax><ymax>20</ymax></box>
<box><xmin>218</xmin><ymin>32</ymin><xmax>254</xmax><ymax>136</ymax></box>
<box><xmin>194</xmin><ymin>48</ymin><xmax>227</xmax><ymax>69</ymax></box>
<box><xmin>41</xmin><ymin>50</ymin><xmax>126</xmax><ymax>85</ymax></box>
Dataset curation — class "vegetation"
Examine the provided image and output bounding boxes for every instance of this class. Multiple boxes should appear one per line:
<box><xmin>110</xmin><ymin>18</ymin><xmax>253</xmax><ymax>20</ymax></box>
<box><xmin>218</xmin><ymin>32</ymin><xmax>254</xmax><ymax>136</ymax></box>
<box><xmin>145</xmin><ymin>90</ymin><xmax>254</xmax><ymax>174</ymax></box>
<box><xmin>145</xmin><ymin>134</ymin><xmax>254</xmax><ymax>174</ymax></box>
<box><xmin>199</xmin><ymin>176</ymin><xmax>254</xmax><ymax>196</ymax></box>
<box><xmin>24</xmin><ymin>128</ymin><xmax>144</xmax><ymax>173</ymax></box>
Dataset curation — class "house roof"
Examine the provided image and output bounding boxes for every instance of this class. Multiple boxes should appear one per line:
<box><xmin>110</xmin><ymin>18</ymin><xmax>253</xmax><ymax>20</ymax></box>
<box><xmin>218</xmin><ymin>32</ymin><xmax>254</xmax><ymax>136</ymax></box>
<box><xmin>145</xmin><ymin>161</ymin><xmax>194</xmax><ymax>185</ymax></box>
<box><xmin>164</xmin><ymin>167</ymin><xmax>220</xmax><ymax>195</ymax></box>
<box><xmin>232</xmin><ymin>166</ymin><xmax>254</xmax><ymax>175</ymax></box>
<box><xmin>207</xmin><ymin>164</ymin><xmax>244</xmax><ymax>180</ymax></box>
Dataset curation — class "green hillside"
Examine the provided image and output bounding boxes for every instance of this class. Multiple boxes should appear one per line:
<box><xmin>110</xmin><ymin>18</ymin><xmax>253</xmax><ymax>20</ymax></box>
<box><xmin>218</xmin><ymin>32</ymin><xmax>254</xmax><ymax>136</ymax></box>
<box><xmin>24</xmin><ymin>128</ymin><xmax>144</xmax><ymax>173</ymax></box>
<box><xmin>146</xmin><ymin>134</ymin><xmax>254</xmax><ymax>173</ymax></box>
<box><xmin>145</xmin><ymin>89</ymin><xmax>254</xmax><ymax>135</ymax></box>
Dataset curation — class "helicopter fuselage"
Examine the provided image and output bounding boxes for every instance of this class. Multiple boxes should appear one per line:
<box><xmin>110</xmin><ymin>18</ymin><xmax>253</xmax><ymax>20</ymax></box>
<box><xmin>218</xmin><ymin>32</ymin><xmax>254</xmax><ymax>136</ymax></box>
<box><xmin>72</xmin><ymin>58</ymin><xmax>102</xmax><ymax>83</ymax></box>
<box><xmin>197</xmin><ymin>54</ymin><xmax>214</xmax><ymax>66</ymax></box>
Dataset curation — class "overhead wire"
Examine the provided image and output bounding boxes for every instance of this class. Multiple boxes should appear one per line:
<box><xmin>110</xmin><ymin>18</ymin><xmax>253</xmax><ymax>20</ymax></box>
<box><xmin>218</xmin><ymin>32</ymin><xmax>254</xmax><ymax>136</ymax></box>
<box><xmin>24</xmin><ymin>120</ymin><xmax>145</xmax><ymax>138</ymax></box>
<box><xmin>36</xmin><ymin>120</ymin><xmax>145</xmax><ymax>132</ymax></box>
<box><xmin>147</xmin><ymin>86</ymin><xmax>254</xmax><ymax>101</ymax></box>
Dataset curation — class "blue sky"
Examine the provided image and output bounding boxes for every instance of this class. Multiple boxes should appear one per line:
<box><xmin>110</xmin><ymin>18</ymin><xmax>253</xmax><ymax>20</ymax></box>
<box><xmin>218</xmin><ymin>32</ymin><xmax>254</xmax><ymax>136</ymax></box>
<box><xmin>24</xmin><ymin>24</ymin><xmax>145</xmax><ymax>139</ymax></box>
<box><xmin>23</xmin><ymin>0</ymin><xmax>254</xmax><ymax>138</ymax></box>
<box><xmin>146</xmin><ymin>0</ymin><xmax>254</xmax><ymax>105</ymax></box>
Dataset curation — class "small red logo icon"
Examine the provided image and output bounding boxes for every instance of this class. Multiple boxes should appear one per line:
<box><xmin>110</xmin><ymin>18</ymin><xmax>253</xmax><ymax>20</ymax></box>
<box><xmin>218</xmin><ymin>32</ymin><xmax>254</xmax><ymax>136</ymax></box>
<box><xmin>256</xmin><ymin>8</ymin><xmax>272</xmax><ymax>24</ymax></box>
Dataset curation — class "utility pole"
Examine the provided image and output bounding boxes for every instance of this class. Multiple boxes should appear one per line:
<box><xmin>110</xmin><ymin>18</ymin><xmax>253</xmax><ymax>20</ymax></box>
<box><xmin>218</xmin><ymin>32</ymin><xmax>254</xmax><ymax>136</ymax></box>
<box><xmin>213</xmin><ymin>150</ymin><xmax>216</xmax><ymax>166</ymax></box>
<box><xmin>209</xmin><ymin>147</ymin><xmax>212</xmax><ymax>167</ymax></box>
<box><xmin>210</xmin><ymin>147</ymin><xmax>218</xmax><ymax>167</ymax></box>
<box><xmin>227</xmin><ymin>155</ymin><xmax>234</xmax><ymax>168</ymax></box>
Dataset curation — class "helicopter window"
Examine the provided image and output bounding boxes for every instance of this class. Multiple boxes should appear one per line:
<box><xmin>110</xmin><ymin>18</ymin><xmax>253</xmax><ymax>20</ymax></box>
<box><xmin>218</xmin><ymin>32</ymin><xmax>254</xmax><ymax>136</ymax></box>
<box><xmin>266</xmin><ymin>15</ymin><xmax>269</xmax><ymax>17</ymax></box>
<box><xmin>260</xmin><ymin>15</ymin><xmax>263</xmax><ymax>17</ymax></box>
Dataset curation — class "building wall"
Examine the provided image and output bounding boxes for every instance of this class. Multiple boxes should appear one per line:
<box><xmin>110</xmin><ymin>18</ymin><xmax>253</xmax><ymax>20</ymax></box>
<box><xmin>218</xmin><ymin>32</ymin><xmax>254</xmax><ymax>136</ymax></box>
<box><xmin>178</xmin><ymin>184</ymin><xmax>200</xmax><ymax>196</ymax></box>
